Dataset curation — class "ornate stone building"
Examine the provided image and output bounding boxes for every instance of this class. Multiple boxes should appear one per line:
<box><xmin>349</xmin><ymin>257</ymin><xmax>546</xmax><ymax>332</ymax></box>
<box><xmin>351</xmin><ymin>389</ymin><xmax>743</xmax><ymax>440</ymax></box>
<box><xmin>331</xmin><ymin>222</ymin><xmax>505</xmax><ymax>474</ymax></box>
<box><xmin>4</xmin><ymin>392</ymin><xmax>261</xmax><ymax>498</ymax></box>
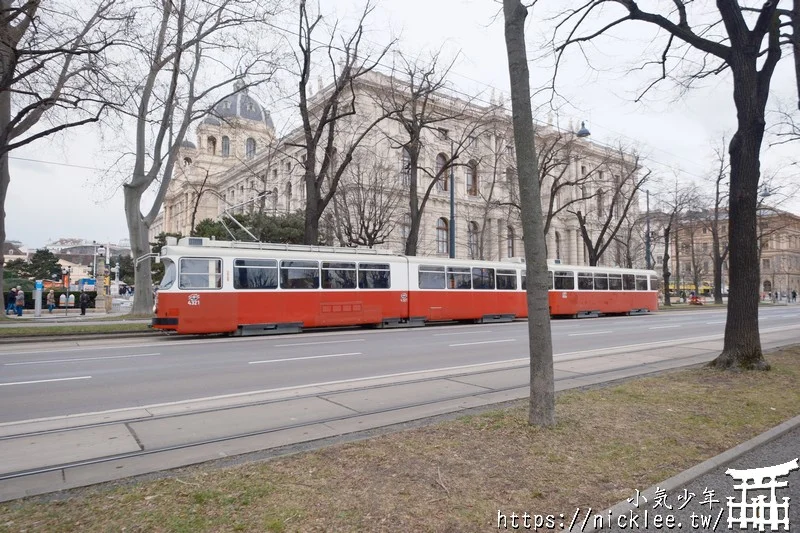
<box><xmin>151</xmin><ymin>73</ymin><xmax>643</xmax><ymax>267</ymax></box>
<box><xmin>669</xmin><ymin>209</ymin><xmax>800</xmax><ymax>298</ymax></box>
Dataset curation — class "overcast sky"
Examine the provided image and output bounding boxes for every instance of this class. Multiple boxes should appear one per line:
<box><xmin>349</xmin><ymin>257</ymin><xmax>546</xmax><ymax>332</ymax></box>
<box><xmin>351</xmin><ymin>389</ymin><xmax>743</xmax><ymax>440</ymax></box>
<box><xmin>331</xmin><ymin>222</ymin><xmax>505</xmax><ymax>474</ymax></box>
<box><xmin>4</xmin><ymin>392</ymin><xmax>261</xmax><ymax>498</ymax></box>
<box><xmin>7</xmin><ymin>0</ymin><xmax>798</xmax><ymax>250</ymax></box>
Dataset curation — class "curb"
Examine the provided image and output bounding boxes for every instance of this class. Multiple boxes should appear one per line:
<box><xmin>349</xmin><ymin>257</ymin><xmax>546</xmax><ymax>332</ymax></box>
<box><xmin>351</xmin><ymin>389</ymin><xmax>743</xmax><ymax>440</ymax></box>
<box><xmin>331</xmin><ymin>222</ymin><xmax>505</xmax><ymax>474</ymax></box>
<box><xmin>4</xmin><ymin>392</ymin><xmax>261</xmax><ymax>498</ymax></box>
<box><xmin>584</xmin><ymin>413</ymin><xmax>800</xmax><ymax>533</ymax></box>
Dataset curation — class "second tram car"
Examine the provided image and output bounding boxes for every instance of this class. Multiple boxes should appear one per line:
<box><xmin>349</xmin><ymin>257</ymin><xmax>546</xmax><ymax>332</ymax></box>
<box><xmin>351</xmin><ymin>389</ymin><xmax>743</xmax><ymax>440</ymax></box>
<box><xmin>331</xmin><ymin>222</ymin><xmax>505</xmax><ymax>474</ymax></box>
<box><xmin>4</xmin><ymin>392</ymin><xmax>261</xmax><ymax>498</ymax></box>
<box><xmin>151</xmin><ymin>237</ymin><xmax>659</xmax><ymax>335</ymax></box>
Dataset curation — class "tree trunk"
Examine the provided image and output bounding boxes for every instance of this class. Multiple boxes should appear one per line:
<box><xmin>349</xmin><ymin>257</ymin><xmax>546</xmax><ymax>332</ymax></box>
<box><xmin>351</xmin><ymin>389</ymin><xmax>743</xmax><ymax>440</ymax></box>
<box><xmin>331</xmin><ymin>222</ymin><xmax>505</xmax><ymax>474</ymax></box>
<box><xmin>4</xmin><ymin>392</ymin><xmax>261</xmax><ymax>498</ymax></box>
<box><xmin>503</xmin><ymin>0</ymin><xmax>554</xmax><ymax>427</ymax></box>
<box><xmin>709</xmin><ymin>61</ymin><xmax>768</xmax><ymax>370</ymax></box>
<box><xmin>303</xmin><ymin>169</ymin><xmax>320</xmax><ymax>244</ymax></box>
<box><xmin>0</xmin><ymin>88</ymin><xmax>9</xmax><ymax>300</ymax></box>
<box><xmin>124</xmin><ymin>185</ymin><xmax>154</xmax><ymax>315</ymax></box>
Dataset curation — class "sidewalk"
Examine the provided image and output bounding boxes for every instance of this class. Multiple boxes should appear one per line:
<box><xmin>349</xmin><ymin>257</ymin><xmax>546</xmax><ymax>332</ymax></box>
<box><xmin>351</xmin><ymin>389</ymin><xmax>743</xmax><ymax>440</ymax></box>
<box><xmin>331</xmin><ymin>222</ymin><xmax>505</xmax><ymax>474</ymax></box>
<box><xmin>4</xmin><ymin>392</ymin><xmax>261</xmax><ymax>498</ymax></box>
<box><xmin>0</xmin><ymin>310</ymin><xmax>150</xmax><ymax>328</ymax></box>
<box><xmin>1</xmin><ymin>325</ymin><xmax>797</xmax><ymax>502</ymax></box>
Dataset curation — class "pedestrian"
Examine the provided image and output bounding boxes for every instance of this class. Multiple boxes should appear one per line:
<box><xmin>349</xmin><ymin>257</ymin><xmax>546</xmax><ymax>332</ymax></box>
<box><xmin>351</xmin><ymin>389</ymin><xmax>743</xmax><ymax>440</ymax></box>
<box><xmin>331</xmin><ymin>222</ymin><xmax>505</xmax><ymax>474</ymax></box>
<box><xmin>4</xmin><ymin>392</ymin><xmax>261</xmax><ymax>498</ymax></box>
<box><xmin>79</xmin><ymin>291</ymin><xmax>90</xmax><ymax>316</ymax></box>
<box><xmin>792</xmin><ymin>289</ymin><xmax>797</xmax><ymax>303</ymax></box>
<box><xmin>6</xmin><ymin>287</ymin><xmax>16</xmax><ymax>315</ymax></box>
<box><xmin>46</xmin><ymin>289</ymin><xmax>56</xmax><ymax>313</ymax></box>
<box><xmin>14</xmin><ymin>286</ymin><xmax>24</xmax><ymax>317</ymax></box>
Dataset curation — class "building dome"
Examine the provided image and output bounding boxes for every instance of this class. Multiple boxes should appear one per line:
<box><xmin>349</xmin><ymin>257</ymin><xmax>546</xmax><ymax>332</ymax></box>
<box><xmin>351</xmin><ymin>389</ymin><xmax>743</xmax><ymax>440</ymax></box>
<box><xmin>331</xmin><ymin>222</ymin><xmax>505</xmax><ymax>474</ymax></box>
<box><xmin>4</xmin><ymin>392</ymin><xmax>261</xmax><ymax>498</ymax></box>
<box><xmin>180</xmin><ymin>139</ymin><xmax>197</xmax><ymax>149</ymax></box>
<box><xmin>202</xmin><ymin>80</ymin><xmax>274</xmax><ymax>130</ymax></box>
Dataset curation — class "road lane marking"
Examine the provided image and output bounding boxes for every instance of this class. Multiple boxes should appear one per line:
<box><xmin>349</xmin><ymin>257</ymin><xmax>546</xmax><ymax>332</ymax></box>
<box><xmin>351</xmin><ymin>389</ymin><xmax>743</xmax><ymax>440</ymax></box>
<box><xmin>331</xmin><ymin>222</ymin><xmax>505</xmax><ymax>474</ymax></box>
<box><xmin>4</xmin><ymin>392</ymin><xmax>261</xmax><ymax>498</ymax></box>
<box><xmin>249</xmin><ymin>352</ymin><xmax>363</xmax><ymax>364</ymax></box>
<box><xmin>449</xmin><ymin>339</ymin><xmax>516</xmax><ymax>347</ymax></box>
<box><xmin>4</xmin><ymin>353</ymin><xmax>160</xmax><ymax>366</ymax></box>
<box><xmin>648</xmin><ymin>325</ymin><xmax>681</xmax><ymax>329</ymax></box>
<box><xmin>273</xmin><ymin>339</ymin><xmax>365</xmax><ymax>347</ymax></box>
<box><xmin>567</xmin><ymin>331</ymin><xmax>611</xmax><ymax>336</ymax></box>
<box><xmin>434</xmin><ymin>331</ymin><xmax>493</xmax><ymax>336</ymax></box>
<box><xmin>0</xmin><ymin>376</ymin><xmax>91</xmax><ymax>387</ymax></box>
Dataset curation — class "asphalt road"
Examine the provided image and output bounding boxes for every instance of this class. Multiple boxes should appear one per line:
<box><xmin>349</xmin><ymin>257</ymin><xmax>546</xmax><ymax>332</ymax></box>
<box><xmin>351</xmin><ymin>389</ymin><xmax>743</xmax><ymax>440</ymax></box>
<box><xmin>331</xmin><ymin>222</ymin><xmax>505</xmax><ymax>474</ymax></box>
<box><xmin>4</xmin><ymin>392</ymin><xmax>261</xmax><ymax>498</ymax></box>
<box><xmin>0</xmin><ymin>307</ymin><xmax>798</xmax><ymax>424</ymax></box>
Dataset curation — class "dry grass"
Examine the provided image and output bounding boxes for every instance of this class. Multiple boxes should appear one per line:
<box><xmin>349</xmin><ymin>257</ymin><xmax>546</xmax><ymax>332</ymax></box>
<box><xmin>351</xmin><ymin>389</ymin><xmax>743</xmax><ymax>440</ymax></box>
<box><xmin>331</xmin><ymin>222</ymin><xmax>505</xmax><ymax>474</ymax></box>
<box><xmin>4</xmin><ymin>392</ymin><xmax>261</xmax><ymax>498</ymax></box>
<box><xmin>1</xmin><ymin>347</ymin><xmax>799</xmax><ymax>533</ymax></box>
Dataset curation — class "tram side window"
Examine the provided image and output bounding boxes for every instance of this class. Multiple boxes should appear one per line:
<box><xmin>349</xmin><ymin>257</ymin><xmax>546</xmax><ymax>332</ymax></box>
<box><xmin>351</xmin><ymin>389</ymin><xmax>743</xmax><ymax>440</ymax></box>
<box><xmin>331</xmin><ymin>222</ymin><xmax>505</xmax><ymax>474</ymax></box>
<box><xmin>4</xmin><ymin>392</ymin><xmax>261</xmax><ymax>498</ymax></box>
<box><xmin>419</xmin><ymin>265</ymin><xmax>446</xmax><ymax>289</ymax></box>
<box><xmin>179</xmin><ymin>258</ymin><xmax>222</xmax><ymax>289</ymax></box>
<box><xmin>578</xmin><ymin>272</ymin><xmax>593</xmax><ymax>290</ymax></box>
<box><xmin>554</xmin><ymin>271</ymin><xmax>575</xmax><ymax>290</ymax></box>
<box><xmin>549</xmin><ymin>270</ymin><xmax>553</xmax><ymax>289</ymax></box>
<box><xmin>636</xmin><ymin>275</ymin><xmax>649</xmax><ymax>291</ymax></box>
<box><xmin>159</xmin><ymin>259</ymin><xmax>176</xmax><ymax>289</ymax></box>
<box><xmin>594</xmin><ymin>273</ymin><xmax>609</xmax><ymax>290</ymax></box>
<box><xmin>623</xmin><ymin>274</ymin><xmax>636</xmax><ymax>290</ymax></box>
<box><xmin>650</xmin><ymin>277</ymin><xmax>661</xmax><ymax>292</ymax></box>
<box><xmin>521</xmin><ymin>272</ymin><xmax>526</xmax><ymax>290</ymax></box>
<box><xmin>447</xmin><ymin>267</ymin><xmax>472</xmax><ymax>289</ymax></box>
<box><xmin>472</xmin><ymin>267</ymin><xmax>495</xmax><ymax>290</ymax></box>
<box><xmin>358</xmin><ymin>263</ymin><xmax>391</xmax><ymax>289</ymax></box>
<box><xmin>496</xmin><ymin>269</ymin><xmax>517</xmax><ymax>290</ymax></box>
<box><xmin>234</xmin><ymin>259</ymin><xmax>278</xmax><ymax>289</ymax></box>
<box><xmin>608</xmin><ymin>273</ymin><xmax>623</xmax><ymax>291</ymax></box>
<box><xmin>322</xmin><ymin>261</ymin><xmax>356</xmax><ymax>289</ymax></box>
<box><xmin>280</xmin><ymin>260</ymin><xmax>320</xmax><ymax>289</ymax></box>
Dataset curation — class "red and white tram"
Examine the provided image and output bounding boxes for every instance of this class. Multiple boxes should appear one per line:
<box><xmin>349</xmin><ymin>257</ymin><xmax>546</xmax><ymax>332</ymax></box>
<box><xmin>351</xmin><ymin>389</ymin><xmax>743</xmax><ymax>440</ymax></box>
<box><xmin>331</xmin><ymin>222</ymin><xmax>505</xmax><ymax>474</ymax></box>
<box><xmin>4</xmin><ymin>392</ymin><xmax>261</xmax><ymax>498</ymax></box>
<box><xmin>151</xmin><ymin>237</ymin><xmax>660</xmax><ymax>335</ymax></box>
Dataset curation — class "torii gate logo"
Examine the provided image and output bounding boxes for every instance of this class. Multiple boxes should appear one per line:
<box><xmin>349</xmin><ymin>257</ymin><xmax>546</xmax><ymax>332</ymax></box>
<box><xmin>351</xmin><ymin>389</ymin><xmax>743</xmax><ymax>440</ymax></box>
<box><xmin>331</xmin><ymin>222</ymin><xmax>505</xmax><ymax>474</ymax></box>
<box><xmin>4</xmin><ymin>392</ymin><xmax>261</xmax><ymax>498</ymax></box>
<box><xmin>726</xmin><ymin>458</ymin><xmax>799</xmax><ymax>531</ymax></box>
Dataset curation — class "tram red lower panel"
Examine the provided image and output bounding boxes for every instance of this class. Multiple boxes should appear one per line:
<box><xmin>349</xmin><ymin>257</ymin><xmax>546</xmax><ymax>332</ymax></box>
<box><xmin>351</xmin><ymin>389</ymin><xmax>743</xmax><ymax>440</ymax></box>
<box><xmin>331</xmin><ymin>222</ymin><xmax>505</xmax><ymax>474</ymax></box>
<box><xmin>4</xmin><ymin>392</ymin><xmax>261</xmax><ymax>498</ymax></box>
<box><xmin>153</xmin><ymin>289</ymin><xmax>656</xmax><ymax>334</ymax></box>
<box><xmin>548</xmin><ymin>291</ymin><xmax>658</xmax><ymax>315</ymax></box>
<box><xmin>154</xmin><ymin>290</ymin><xmax>410</xmax><ymax>334</ymax></box>
<box><xmin>407</xmin><ymin>290</ymin><xmax>526</xmax><ymax>321</ymax></box>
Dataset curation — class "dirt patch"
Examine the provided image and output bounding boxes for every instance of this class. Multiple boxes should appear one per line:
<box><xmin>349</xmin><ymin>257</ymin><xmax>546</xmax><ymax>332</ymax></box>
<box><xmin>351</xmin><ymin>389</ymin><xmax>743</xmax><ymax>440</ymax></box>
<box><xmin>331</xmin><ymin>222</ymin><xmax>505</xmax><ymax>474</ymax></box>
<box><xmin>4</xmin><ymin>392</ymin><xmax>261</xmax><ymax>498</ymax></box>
<box><xmin>1</xmin><ymin>347</ymin><xmax>798</xmax><ymax>532</ymax></box>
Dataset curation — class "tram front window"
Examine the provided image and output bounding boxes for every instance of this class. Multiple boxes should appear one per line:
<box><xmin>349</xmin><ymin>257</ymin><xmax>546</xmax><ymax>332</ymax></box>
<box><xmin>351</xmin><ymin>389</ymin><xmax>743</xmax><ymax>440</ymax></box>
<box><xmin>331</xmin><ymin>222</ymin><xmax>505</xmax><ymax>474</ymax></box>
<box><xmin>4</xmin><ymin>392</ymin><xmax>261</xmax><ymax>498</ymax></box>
<box><xmin>159</xmin><ymin>259</ymin><xmax>176</xmax><ymax>290</ymax></box>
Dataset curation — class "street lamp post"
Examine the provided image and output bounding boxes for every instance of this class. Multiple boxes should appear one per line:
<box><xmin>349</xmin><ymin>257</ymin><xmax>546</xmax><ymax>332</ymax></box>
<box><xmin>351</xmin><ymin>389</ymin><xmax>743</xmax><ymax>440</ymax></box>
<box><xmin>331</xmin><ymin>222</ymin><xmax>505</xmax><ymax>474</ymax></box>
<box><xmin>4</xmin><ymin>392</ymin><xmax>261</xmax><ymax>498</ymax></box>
<box><xmin>449</xmin><ymin>139</ymin><xmax>455</xmax><ymax>259</ymax></box>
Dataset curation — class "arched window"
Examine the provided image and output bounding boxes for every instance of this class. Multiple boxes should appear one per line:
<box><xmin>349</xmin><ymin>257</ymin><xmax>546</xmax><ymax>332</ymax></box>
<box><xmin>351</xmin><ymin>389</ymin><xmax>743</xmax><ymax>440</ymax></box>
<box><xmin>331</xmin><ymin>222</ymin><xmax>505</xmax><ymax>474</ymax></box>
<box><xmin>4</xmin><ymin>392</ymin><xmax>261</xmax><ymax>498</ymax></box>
<box><xmin>221</xmin><ymin>136</ymin><xmax>230</xmax><ymax>157</ymax></box>
<box><xmin>436</xmin><ymin>218</ymin><xmax>449</xmax><ymax>255</ymax></box>
<box><xmin>435</xmin><ymin>153</ymin><xmax>448</xmax><ymax>191</ymax></box>
<box><xmin>467</xmin><ymin>221</ymin><xmax>479</xmax><ymax>258</ymax></box>
<box><xmin>597</xmin><ymin>189</ymin><xmax>605</xmax><ymax>217</ymax></box>
<box><xmin>285</xmin><ymin>181</ymin><xmax>292</xmax><ymax>213</ymax></box>
<box><xmin>246</xmin><ymin>138</ymin><xmax>257</xmax><ymax>159</ymax></box>
<box><xmin>207</xmin><ymin>136</ymin><xmax>217</xmax><ymax>155</ymax></box>
<box><xmin>272</xmin><ymin>187</ymin><xmax>278</xmax><ymax>215</ymax></box>
<box><xmin>507</xmin><ymin>226</ymin><xmax>515</xmax><ymax>258</ymax></box>
<box><xmin>400</xmin><ymin>147</ymin><xmax>411</xmax><ymax>186</ymax></box>
<box><xmin>183</xmin><ymin>157</ymin><xmax>192</xmax><ymax>167</ymax></box>
<box><xmin>555</xmin><ymin>231</ymin><xmax>562</xmax><ymax>260</ymax></box>
<box><xmin>466</xmin><ymin>160</ymin><xmax>478</xmax><ymax>196</ymax></box>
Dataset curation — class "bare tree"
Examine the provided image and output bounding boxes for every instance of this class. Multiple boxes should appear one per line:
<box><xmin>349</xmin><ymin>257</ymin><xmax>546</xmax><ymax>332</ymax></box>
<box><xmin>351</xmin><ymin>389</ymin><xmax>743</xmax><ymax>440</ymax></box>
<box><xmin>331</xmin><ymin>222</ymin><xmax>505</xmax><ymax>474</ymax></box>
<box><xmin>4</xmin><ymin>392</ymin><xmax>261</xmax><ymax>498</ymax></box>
<box><xmin>330</xmin><ymin>153</ymin><xmax>402</xmax><ymax>247</ymax></box>
<box><xmin>500</xmin><ymin>127</ymin><xmax>607</xmax><ymax>251</ymax></box>
<box><xmin>291</xmin><ymin>0</ymin><xmax>394</xmax><ymax>245</ymax></box>
<box><xmin>655</xmin><ymin>180</ymin><xmax>699</xmax><ymax>306</ymax></box>
<box><xmin>503</xmin><ymin>0</ymin><xmax>554</xmax><ymax>427</ymax></box>
<box><xmin>569</xmin><ymin>149</ymin><xmax>650</xmax><ymax>266</ymax></box>
<box><xmin>552</xmin><ymin>1</ymin><xmax>800</xmax><ymax>370</ymax></box>
<box><xmin>0</xmin><ymin>0</ymin><xmax>124</xmax><ymax>296</ymax></box>
<box><xmin>375</xmin><ymin>52</ymin><xmax>490</xmax><ymax>256</ymax></box>
<box><xmin>704</xmin><ymin>140</ymin><xmax>731</xmax><ymax>304</ymax></box>
<box><xmin>119</xmin><ymin>0</ymin><xmax>277</xmax><ymax>314</ymax></box>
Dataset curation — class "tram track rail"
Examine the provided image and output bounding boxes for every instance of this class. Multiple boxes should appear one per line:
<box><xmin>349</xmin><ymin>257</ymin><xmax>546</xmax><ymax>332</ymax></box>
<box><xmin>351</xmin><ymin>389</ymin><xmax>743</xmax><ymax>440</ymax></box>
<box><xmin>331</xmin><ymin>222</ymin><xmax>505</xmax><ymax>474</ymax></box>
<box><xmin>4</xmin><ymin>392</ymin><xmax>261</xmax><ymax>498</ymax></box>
<box><xmin>0</xmin><ymin>350</ymin><xmax>711</xmax><ymax>482</ymax></box>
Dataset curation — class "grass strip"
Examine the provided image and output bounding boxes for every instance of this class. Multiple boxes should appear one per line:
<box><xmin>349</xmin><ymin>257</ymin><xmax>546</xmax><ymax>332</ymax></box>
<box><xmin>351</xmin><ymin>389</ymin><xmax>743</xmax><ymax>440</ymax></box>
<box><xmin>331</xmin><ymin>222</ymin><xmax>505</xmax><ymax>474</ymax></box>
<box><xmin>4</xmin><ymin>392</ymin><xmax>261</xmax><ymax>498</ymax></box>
<box><xmin>1</xmin><ymin>347</ymin><xmax>798</xmax><ymax>532</ymax></box>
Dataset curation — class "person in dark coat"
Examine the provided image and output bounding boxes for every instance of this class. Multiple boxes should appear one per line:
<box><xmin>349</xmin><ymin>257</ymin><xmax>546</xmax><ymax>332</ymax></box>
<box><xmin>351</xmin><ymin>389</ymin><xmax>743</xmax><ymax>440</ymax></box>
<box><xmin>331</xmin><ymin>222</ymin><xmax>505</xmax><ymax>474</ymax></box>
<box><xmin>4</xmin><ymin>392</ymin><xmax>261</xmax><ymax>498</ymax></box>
<box><xmin>6</xmin><ymin>287</ymin><xmax>16</xmax><ymax>315</ymax></box>
<box><xmin>79</xmin><ymin>291</ymin><xmax>90</xmax><ymax>316</ymax></box>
